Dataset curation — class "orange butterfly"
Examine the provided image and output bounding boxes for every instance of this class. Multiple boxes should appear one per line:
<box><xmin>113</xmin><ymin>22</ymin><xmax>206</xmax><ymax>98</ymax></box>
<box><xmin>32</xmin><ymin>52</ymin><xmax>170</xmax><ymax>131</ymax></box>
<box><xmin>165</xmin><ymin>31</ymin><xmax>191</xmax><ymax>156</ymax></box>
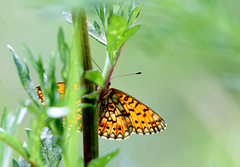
<box><xmin>36</xmin><ymin>82</ymin><xmax>167</xmax><ymax>140</ymax></box>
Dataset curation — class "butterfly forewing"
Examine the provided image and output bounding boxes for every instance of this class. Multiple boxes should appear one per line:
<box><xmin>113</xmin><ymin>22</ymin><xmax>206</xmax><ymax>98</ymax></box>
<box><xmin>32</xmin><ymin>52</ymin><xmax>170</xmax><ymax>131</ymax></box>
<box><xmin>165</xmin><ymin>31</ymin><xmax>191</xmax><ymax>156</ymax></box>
<box><xmin>111</xmin><ymin>88</ymin><xmax>166</xmax><ymax>135</ymax></box>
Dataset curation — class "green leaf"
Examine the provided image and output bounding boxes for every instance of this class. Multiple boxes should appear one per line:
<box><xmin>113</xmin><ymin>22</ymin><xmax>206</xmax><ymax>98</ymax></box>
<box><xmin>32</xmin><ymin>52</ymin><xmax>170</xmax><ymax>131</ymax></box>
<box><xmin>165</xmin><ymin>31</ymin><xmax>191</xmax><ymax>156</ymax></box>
<box><xmin>47</xmin><ymin>52</ymin><xmax>59</xmax><ymax>106</ymax></box>
<box><xmin>8</xmin><ymin>45</ymin><xmax>40</xmax><ymax>106</ymax></box>
<box><xmin>8</xmin><ymin>45</ymin><xmax>29</xmax><ymax>89</ymax></box>
<box><xmin>1</xmin><ymin>106</ymin><xmax>8</xmax><ymax>131</ymax></box>
<box><xmin>0</xmin><ymin>107</ymin><xmax>8</xmax><ymax>167</ymax></box>
<box><xmin>95</xmin><ymin>4</ymin><xmax>106</xmax><ymax>30</ymax></box>
<box><xmin>0</xmin><ymin>128</ymin><xmax>29</xmax><ymax>162</ymax></box>
<box><xmin>13</xmin><ymin>105</ymin><xmax>27</xmax><ymax>132</ymax></box>
<box><xmin>22</xmin><ymin>44</ymin><xmax>46</xmax><ymax>90</ymax></box>
<box><xmin>0</xmin><ymin>105</ymin><xmax>27</xmax><ymax>167</ymax></box>
<box><xmin>87</xmin><ymin>148</ymin><xmax>119</xmax><ymax>167</ymax></box>
<box><xmin>128</xmin><ymin>1</ymin><xmax>143</xmax><ymax>26</ymax></box>
<box><xmin>106</xmin><ymin>15</ymin><xmax>128</xmax><ymax>65</ymax></box>
<box><xmin>26</xmin><ymin>119</ymin><xmax>45</xmax><ymax>167</ymax></box>
<box><xmin>85</xmin><ymin>69</ymin><xmax>104</xmax><ymax>89</ymax></box>
<box><xmin>12</xmin><ymin>158</ymin><xmax>19</xmax><ymax>167</ymax></box>
<box><xmin>75</xmin><ymin>156</ymin><xmax>84</xmax><ymax>167</ymax></box>
<box><xmin>58</xmin><ymin>27</ymin><xmax>69</xmax><ymax>81</ymax></box>
<box><xmin>83</xmin><ymin>91</ymin><xmax>99</xmax><ymax>99</ymax></box>
<box><xmin>120</xmin><ymin>24</ymin><xmax>141</xmax><ymax>46</ymax></box>
<box><xmin>106</xmin><ymin>11</ymin><xmax>141</xmax><ymax>65</ymax></box>
<box><xmin>58</xmin><ymin>27</ymin><xmax>68</xmax><ymax>64</ymax></box>
<box><xmin>22</xmin><ymin>44</ymin><xmax>39</xmax><ymax>73</ymax></box>
<box><xmin>39</xmin><ymin>127</ymin><xmax>62</xmax><ymax>167</ymax></box>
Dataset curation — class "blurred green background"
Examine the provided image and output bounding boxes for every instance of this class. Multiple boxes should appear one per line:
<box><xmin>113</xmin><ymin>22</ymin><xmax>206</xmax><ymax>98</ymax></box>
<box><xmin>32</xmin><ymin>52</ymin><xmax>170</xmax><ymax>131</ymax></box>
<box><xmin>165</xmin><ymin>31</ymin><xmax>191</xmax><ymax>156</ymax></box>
<box><xmin>1</xmin><ymin>0</ymin><xmax>240</xmax><ymax>166</ymax></box>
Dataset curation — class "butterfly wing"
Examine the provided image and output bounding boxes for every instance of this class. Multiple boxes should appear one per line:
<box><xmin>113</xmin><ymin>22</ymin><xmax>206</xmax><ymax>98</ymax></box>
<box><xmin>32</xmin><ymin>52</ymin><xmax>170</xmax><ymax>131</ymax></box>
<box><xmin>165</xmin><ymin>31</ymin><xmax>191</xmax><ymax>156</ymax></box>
<box><xmin>98</xmin><ymin>88</ymin><xmax>166</xmax><ymax>140</ymax></box>
<box><xmin>35</xmin><ymin>82</ymin><xmax>83</xmax><ymax>131</ymax></box>
<box><xmin>36</xmin><ymin>86</ymin><xmax>45</xmax><ymax>105</ymax></box>
<box><xmin>111</xmin><ymin>88</ymin><xmax>166</xmax><ymax>135</ymax></box>
<box><xmin>36</xmin><ymin>83</ymin><xmax>166</xmax><ymax>139</ymax></box>
<box><xmin>98</xmin><ymin>89</ymin><xmax>133</xmax><ymax>140</ymax></box>
<box><xmin>35</xmin><ymin>82</ymin><xmax>65</xmax><ymax>105</ymax></box>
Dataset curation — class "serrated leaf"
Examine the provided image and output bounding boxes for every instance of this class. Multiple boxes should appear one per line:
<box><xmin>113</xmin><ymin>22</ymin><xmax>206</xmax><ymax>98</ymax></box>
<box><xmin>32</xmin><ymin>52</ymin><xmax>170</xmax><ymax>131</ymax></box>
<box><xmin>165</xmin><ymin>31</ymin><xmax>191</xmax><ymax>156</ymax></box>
<box><xmin>0</xmin><ymin>128</ymin><xmax>29</xmax><ymax>161</ymax></box>
<box><xmin>63</xmin><ymin>12</ymin><xmax>107</xmax><ymax>45</ymax></box>
<box><xmin>94</xmin><ymin>20</ymin><xmax>102</xmax><ymax>36</ymax></box>
<box><xmin>85</xmin><ymin>69</ymin><xmax>104</xmax><ymax>89</ymax></box>
<box><xmin>39</xmin><ymin>127</ymin><xmax>62</xmax><ymax>167</ymax></box>
<box><xmin>87</xmin><ymin>21</ymin><xmax>107</xmax><ymax>46</ymax></box>
<box><xmin>12</xmin><ymin>158</ymin><xmax>19</xmax><ymax>167</ymax></box>
<box><xmin>87</xmin><ymin>148</ymin><xmax>119</xmax><ymax>167</ymax></box>
<box><xmin>128</xmin><ymin>1</ymin><xmax>143</xmax><ymax>26</ymax></box>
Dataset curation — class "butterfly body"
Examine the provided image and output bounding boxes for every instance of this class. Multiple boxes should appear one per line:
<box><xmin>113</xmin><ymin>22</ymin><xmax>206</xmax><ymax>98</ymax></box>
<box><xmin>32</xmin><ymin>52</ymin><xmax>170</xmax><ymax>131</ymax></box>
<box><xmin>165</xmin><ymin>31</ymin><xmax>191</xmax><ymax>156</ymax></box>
<box><xmin>36</xmin><ymin>83</ymin><xmax>167</xmax><ymax>140</ymax></box>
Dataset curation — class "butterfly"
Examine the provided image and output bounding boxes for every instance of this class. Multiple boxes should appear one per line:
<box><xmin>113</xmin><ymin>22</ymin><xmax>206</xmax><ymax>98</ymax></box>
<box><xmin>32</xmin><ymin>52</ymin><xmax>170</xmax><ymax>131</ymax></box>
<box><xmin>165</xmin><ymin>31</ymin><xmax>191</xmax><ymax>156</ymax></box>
<box><xmin>36</xmin><ymin>82</ymin><xmax>167</xmax><ymax>140</ymax></box>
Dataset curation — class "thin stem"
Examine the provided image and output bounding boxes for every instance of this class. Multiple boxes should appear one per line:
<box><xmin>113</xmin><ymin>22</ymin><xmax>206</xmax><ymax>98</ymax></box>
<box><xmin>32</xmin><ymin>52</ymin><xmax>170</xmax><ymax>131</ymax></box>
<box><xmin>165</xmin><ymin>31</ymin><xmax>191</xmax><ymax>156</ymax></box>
<box><xmin>71</xmin><ymin>8</ymin><xmax>99</xmax><ymax>166</ymax></box>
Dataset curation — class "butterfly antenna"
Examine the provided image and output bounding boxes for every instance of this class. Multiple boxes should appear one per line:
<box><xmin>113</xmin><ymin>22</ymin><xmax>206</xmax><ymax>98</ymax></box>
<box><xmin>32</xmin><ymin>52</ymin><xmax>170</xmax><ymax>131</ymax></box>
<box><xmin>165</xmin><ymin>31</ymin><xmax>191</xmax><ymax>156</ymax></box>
<box><xmin>92</xmin><ymin>58</ymin><xmax>103</xmax><ymax>72</ymax></box>
<box><xmin>111</xmin><ymin>71</ymin><xmax>142</xmax><ymax>79</ymax></box>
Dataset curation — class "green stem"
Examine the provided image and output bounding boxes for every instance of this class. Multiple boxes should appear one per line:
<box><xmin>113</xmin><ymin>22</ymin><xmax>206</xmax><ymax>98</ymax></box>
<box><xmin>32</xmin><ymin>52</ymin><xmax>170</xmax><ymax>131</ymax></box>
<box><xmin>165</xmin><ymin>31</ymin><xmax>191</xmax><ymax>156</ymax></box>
<box><xmin>98</xmin><ymin>43</ymin><xmax>126</xmax><ymax>101</ymax></box>
<box><xmin>71</xmin><ymin>8</ymin><xmax>99</xmax><ymax>166</ymax></box>
<box><xmin>62</xmin><ymin>144</ymin><xmax>70</xmax><ymax>167</ymax></box>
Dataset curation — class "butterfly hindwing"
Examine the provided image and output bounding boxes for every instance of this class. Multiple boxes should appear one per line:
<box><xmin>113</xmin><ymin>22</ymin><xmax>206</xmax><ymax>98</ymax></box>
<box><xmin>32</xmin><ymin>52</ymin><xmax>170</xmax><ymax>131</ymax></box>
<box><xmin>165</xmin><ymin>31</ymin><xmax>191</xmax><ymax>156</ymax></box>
<box><xmin>98</xmin><ymin>90</ymin><xmax>133</xmax><ymax>140</ymax></box>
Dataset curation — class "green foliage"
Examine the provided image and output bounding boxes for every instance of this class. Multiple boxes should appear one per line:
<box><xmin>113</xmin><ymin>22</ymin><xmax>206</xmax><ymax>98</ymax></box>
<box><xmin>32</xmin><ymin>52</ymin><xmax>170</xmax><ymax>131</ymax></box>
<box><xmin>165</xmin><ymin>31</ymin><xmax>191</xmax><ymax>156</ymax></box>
<box><xmin>8</xmin><ymin>45</ymin><xmax>39</xmax><ymax>106</ymax></box>
<box><xmin>106</xmin><ymin>15</ymin><xmax>141</xmax><ymax>65</ymax></box>
<box><xmin>1</xmin><ymin>1</ymin><xmax>143</xmax><ymax>166</ymax></box>
<box><xmin>85</xmin><ymin>69</ymin><xmax>104</xmax><ymax>89</ymax></box>
<box><xmin>75</xmin><ymin>156</ymin><xmax>84</xmax><ymax>167</ymax></box>
<box><xmin>87</xmin><ymin>148</ymin><xmax>119</xmax><ymax>167</ymax></box>
<box><xmin>12</xmin><ymin>158</ymin><xmax>19</xmax><ymax>167</ymax></box>
<box><xmin>0</xmin><ymin>128</ymin><xmax>29</xmax><ymax>161</ymax></box>
<box><xmin>0</xmin><ymin>106</ymin><xmax>28</xmax><ymax>167</ymax></box>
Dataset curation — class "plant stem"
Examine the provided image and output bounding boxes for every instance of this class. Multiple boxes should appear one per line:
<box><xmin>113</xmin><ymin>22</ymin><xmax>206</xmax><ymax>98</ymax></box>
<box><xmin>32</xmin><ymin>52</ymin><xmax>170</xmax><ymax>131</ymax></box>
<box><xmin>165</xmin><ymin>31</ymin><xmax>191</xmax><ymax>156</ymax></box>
<box><xmin>98</xmin><ymin>43</ymin><xmax>126</xmax><ymax>101</ymax></box>
<box><xmin>71</xmin><ymin>8</ymin><xmax>99</xmax><ymax>166</ymax></box>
